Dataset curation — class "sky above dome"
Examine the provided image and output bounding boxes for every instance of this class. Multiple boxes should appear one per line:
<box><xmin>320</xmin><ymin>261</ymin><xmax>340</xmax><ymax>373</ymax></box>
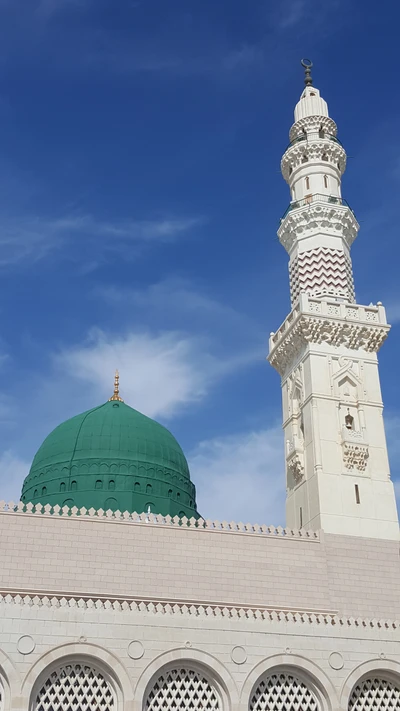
<box><xmin>0</xmin><ymin>0</ymin><xmax>399</xmax><ymax>524</ymax></box>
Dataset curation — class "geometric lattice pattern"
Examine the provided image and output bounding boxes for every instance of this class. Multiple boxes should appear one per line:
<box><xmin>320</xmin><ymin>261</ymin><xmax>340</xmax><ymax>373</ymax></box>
<box><xmin>145</xmin><ymin>668</ymin><xmax>220</xmax><ymax>711</ymax></box>
<box><xmin>349</xmin><ymin>677</ymin><xmax>400</xmax><ymax>711</ymax></box>
<box><xmin>33</xmin><ymin>663</ymin><xmax>115</xmax><ymax>711</ymax></box>
<box><xmin>250</xmin><ymin>672</ymin><xmax>320</xmax><ymax>711</ymax></box>
<box><xmin>289</xmin><ymin>246</ymin><xmax>355</xmax><ymax>305</ymax></box>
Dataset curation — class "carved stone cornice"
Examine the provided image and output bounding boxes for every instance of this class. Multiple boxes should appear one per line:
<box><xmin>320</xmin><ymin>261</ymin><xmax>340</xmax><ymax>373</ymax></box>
<box><xmin>278</xmin><ymin>202</ymin><xmax>359</xmax><ymax>253</ymax></box>
<box><xmin>289</xmin><ymin>115</ymin><xmax>337</xmax><ymax>141</ymax></box>
<box><xmin>268</xmin><ymin>298</ymin><xmax>390</xmax><ymax>377</ymax></box>
<box><xmin>281</xmin><ymin>140</ymin><xmax>346</xmax><ymax>181</ymax></box>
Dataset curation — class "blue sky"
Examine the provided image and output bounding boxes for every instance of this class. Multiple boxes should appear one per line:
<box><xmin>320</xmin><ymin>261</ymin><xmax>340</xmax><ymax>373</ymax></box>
<box><xmin>0</xmin><ymin>0</ymin><xmax>400</xmax><ymax>523</ymax></box>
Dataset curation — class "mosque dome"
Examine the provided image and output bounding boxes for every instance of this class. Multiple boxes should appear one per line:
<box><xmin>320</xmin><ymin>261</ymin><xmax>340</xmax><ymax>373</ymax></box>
<box><xmin>21</xmin><ymin>377</ymin><xmax>198</xmax><ymax>518</ymax></box>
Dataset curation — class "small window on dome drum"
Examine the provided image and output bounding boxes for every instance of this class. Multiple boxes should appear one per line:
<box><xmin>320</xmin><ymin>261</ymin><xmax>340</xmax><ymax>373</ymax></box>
<box><xmin>71</xmin><ymin>480</ymin><xmax>77</xmax><ymax>491</ymax></box>
<box><xmin>168</xmin><ymin>489</ymin><xmax>173</xmax><ymax>497</ymax></box>
<box><xmin>108</xmin><ymin>480</ymin><xmax>115</xmax><ymax>490</ymax></box>
<box><xmin>146</xmin><ymin>484</ymin><xmax>152</xmax><ymax>493</ymax></box>
<box><xmin>134</xmin><ymin>482</ymin><xmax>140</xmax><ymax>491</ymax></box>
<box><xmin>60</xmin><ymin>482</ymin><xmax>66</xmax><ymax>493</ymax></box>
<box><xmin>95</xmin><ymin>480</ymin><xmax>103</xmax><ymax>490</ymax></box>
<box><xmin>41</xmin><ymin>487</ymin><xmax>47</xmax><ymax>496</ymax></box>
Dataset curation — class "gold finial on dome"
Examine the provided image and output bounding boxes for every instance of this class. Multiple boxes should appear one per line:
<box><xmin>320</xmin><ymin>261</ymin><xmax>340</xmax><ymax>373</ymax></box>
<box><xmin>109</xmin><ymin>369</ymin><xmax>124</xmax><ymax>402</ymax></box>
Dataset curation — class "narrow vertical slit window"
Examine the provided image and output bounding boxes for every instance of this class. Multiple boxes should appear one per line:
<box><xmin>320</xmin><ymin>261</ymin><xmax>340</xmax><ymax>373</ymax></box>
<box><xmin>324</xmin><ymin>175</ymin><xmax>328</xmax><ymax>188</ymax></box>
<box><xmin>305</xmin><ymin>176</ymin><xmax>310</xmax><ymax>190</ymax></box>
<box><xmin>299</xmin><ymin>507</ymin><xmax>303</xmax><ymax>528</ymax></box>
<box><xmin>355</xmin><ymin>484</ymin><xmax>360</xmax><ymax>504</ymax></box>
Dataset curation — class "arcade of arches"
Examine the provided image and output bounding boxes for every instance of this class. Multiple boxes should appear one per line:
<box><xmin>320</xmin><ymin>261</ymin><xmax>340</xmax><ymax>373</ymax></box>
<box><xmin>6</xmin><ymin>660</ymin><xmax>398</xmax><ymax>711</ymax></box>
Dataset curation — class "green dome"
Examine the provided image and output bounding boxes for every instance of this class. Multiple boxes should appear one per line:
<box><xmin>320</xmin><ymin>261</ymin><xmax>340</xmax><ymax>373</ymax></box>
<box><xmin>21</xmin><ymin>400</ymin><xmax>198</xmax><ymax>518</ymax></box>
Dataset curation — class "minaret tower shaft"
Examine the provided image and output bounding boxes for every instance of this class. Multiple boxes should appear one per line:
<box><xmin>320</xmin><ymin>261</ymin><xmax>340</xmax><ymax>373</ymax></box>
<box><xmin>268</xmin><ymin>61</ymin><xmax>399</xmax><ymax>540</ymax></box>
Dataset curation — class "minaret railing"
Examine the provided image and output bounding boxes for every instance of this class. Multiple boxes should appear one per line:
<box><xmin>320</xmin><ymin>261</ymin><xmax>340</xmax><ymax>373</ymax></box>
<box><xmin>280</xmin><ymin>193</ymin><xmax>354</xmax><ymax>222</ymax></box>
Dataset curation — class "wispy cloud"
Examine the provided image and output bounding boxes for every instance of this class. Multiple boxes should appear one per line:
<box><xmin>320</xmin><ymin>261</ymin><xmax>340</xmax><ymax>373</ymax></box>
<box><xmin>189</xmin><ymin>426</ymin><xmax>285</xmax><ymax>523</ymax></box>
<box><xmin>0</xmin><ymin>214</ymin><xmax>203</xmax><ymax>267</ymax></box>
<box><xmin>52</xmin><ymin>318</ymin><xmax>258</xmax><ymax>420</ymax></box>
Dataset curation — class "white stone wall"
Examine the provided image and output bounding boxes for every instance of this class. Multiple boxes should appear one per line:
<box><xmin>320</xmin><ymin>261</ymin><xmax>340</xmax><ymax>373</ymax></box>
<box><xmin>1</xmin><ymin>591</ymin><xmax>400</xmax><ymax>711</ymax></box>
<box><xmin>0</xmin><ymin>508</ymin><xmax>399</xmax><ymax>710</ymax></box>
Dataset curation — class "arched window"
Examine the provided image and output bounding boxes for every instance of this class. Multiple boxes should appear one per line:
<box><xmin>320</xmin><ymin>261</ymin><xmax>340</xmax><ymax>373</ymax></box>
<box><xmin>305</xmin><ymin>176</ymin><xmax>310</xmax><ymax>191</ymax></box>
<box><xmin>60</xmin><ymin>482</ymin><xmax>66</xmax><ymax>493</ymax></box>
<box><xmin>145</xmin><ymin>667</ymin><xmax>220</xmax><ymax>711</ymax></box>
<box><xmin>168</xmin><ymin>489</ymin><xmax>173</xmax><ymax>497</ymax></box>
<box><xmin>32</xmin><ymin>661</ymin><xmax>115</xmax><ymax>711</ymax></box>
<box><xmin>95</xmin><ymin>480</ymin><xmax>103</xmax><ymax>490</ymax></box>
<box><xmin>349</xmin><ymin>677</ymin><xmax>400</xmax><ymax>710</ymax></box>
<box><xmin>41</xmin><ymin>487</ymin><xmax>47</xmax><ymax>496</ymax></box>
<box><xmin>324</xmin><ymin>175</ymin><xmax>329</xmax><ymax>188</ymax></box>
<box><xmin>71</xmin><ymin>481</ymin><xmax>77</xmax><ymax>491</ymax></box>
<box><xmin>146</xmin><ymin>484</ymin><xmax>152</xmax><ymax>494</ymax></box>
<box><xmin>135</xmin><ymin>482</ymin><xmax>140</xmax><ymax>491</ymax></box>
<box><xmin>250</xmin><ymin>672</ymin><xmax>320</xmax><ymax>711</ymax></box>
<box><xmin>322</xmin><ymin>153</ymin><xmax>328</xmax><ymax>161</ymax></box>
<box><xmin>108</xmin><ymin>480</ymin><xmax>115</xmax><ymax>490</ymax></box>
<box><xmin>301</xmin><ymin>154</ymin><xmax>308</xmax><ymax>163</ymax></box>
<box><xmin>34</xmin><ymin>489</ymin><xmax>38</xmax><ymax>498</ymax></box>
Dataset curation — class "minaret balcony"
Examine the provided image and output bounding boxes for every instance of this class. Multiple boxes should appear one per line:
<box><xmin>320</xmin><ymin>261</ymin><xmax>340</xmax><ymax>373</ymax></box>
<box><xmin>268</xmin><ymin>295</ymin><xmax>390</xmax><ymax>377</ymax></box>
<box><xmin>284</xmin><ymin>132</ymin><xmax>342</xmax><ymax>154</ymax></box>
<box><xmin>280</xmin><ymin>193</ymin><xmax>353</xmax><ymax>222</ymax></box>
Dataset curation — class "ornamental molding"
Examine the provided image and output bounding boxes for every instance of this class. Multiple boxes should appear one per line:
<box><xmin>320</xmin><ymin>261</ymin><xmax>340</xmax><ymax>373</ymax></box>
<box><xmin>281</xmin><ymin>141</ymin><xmax>346</xmax><ymax>181</ymax></box>
<box><xmin>286</xmin><ymin>450</ymin><xmax>304</xmax><ymax>484</ymax></box>
<box><xmin>342</xmin><ymin>441</ymin><xmax>369</xmax><ymax>472</ymax></box>
<box><xmin>278</xmin><ymin>203</ymin><xmax>359</xmax><ymax>253</ymax></box>
<box><xmin>0</xmin><ymin>501</ymin><xmax>319</xmax><ymax>541</ymax></box>
<box><xmin>0</xmin><ymin>589</ymin><xmax>399</xmax><ymax>632</ymax></box>
<box><xmin>289</xmin><ymin>116</ymin><xmax>337</xmax><ymax>141</ymax></box>
<box><xmin>269</xmin><ymin>301</ymin><xmax>390</xmax><ymax>377</ymax></box>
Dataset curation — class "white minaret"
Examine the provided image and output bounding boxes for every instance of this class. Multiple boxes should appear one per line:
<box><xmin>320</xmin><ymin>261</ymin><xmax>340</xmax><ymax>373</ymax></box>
<box><xmin>268</xmin><ymin>60</ymin><xmax>399</xmax><ymax>540</ymax></box>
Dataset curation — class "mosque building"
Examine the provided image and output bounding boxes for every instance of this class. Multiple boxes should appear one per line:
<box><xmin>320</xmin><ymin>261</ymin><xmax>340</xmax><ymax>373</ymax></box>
<box><xmin>0</xmin><ymin>61</ymin><xmax>399</xmax><ymax>711</ymax></box>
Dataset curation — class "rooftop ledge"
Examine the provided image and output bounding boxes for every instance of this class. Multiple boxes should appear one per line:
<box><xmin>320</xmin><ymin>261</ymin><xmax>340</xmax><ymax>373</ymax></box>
<box><xmin>0</xmin><ymin>499</ymin><xmax>320</xmax><ymax>542</ymax></box>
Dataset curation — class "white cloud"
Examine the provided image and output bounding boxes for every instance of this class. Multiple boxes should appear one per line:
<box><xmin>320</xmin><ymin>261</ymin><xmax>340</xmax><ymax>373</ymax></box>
<box><xmin>54</xmin><ymin>328</ymin><xmax>228</xmax><ymax>419</ymax></box>
<box><xmin>189</xmin><ymin>426</ymin><xmax>285</xmax><ymax>524</ymax></box>
<box><xmin>0</xmin><ymin>451</ymin><xmax>30</xmax><ymax>503</ymax></box>
<box><xmin>0</xmin><ymin>214</ymin><xmax>203</xmax><ymax>267</ymax></box>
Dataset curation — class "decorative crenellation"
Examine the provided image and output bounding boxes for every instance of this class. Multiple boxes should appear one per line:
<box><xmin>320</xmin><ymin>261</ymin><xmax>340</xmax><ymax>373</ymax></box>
<box><xmin>0</xmin><ymin>500</ymin><xmax>319</xmax><ymax>540</ymax></box>
<box><xmin>289</xmin><ymin>246</ymin><xmax>355</xmax><ymax>305</ymax></box>
<box><xmin>0</xmin><ymin>590</ymin><xmax>399</xmax><ymax>631</ymax></box>
<box><xmin>269</xmin><ymin>296</ymin><xmax>389</xmax><ymax>377</ymax></box>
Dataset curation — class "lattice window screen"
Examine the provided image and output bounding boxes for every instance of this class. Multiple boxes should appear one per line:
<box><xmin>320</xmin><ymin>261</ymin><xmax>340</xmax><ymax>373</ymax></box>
<box><xmin>250</xmin><ymin>672</ymin><xmax>320</xmax><ymax>711</ymax></box>
<box><xmin>145</xmin><ymin>668</ymin><xmax>220</xmax><ymax>711</ymax></box>
<box><xmin>349</xmin><ymin>677</ymin><xmax>400</xmax><ymax>711</ymax></box>
<box><xmin>33</xmin><ymin>662</ymin><xmax>115</xmax><ymax>711</ymax></box>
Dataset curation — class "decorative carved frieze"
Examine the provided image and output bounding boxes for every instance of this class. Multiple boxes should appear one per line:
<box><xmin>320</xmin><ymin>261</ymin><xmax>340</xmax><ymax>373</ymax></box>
<box><xmin>269</xmin><ymin>303</ymin><xmax>390</xmax><ymax>376</ymax></box>
<box><xmin>287</xmin><ymin>450</ymin><xmax>304</xmax><ymax>484</ymax></box>
<box><xmin>281</xmin><ymin>140</ymin><xmax>346</xmax><ymax>181</ymax></box>
<box><xmin>342</xmin><ymin>441</ymin><xmax>369</xmax><ymax>472</ymax></box>
<box><xmin>278</xmin><ymin>202</ymin><xmax>359</xmax><ymax>253</ymax></box>
<box><xmin>289</xmin><ymin>115</ymin><xmax>337</xmax><ymax>142</ymax></box>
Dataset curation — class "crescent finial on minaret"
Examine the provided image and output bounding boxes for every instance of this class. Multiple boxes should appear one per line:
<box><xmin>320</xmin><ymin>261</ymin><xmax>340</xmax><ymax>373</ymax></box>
<box><xmin>301</xmin><ymin>58</ymin><xmax>313</xmax><ymax>86</ymax></box>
